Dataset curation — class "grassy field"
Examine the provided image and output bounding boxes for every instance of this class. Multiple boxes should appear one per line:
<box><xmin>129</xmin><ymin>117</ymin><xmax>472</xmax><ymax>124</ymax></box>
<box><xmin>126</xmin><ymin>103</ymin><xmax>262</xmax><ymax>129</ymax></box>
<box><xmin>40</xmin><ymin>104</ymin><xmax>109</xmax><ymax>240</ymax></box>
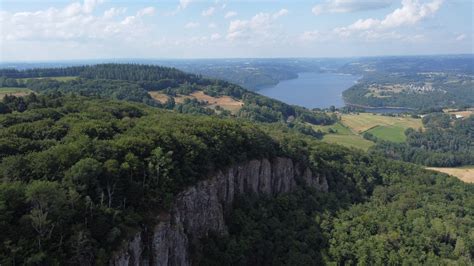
<box><xmin>427</xmin><ymin>166</ymin><xmax>474</xmax><ymax>183</ymax></box>
<box><xmin>341</xmin><ymin>113</ymin><xmax>422</xmax><ymax>133</ymax></box>
<box><xmin>0</xmin><ymin>87</ymin><xmax>33</xmax><ymax>97</ymax></box>
<box><xmin>323</xmin><ymin>134</ymin><xmax>374</xmax><ymax>151</ymax></box>
<box><xmin>310</xmin><ymin>113</ymin><xmax>423</xmax><ymax>150</ymax></box>
<box><xmin>366</xmin><ymin>125</ymin><xmax>407</xmax><ymax>142</ymax></box>
<box><xmin>312</xmin><ymin>122</ymin><xmax>374</xmax><ymax>151</ymax></box>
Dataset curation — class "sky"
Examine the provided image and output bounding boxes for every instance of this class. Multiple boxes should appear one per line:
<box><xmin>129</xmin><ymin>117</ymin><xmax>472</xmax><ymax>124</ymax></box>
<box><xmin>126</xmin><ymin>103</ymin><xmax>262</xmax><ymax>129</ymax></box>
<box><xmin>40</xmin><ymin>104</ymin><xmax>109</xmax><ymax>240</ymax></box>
<box><xmin>0</xmin><ymin>0</ymin><xmax>472</xmax><ymax>61</ymax></box>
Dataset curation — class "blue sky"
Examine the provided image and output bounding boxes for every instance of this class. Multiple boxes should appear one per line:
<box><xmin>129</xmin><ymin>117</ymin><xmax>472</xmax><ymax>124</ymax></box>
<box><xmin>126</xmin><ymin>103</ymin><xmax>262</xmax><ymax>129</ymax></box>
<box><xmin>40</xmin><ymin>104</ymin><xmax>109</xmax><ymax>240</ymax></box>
<box><xmin>0</xmin><ymin>0</ymin><xmax>472</xmax><ymax>61</ymax></box>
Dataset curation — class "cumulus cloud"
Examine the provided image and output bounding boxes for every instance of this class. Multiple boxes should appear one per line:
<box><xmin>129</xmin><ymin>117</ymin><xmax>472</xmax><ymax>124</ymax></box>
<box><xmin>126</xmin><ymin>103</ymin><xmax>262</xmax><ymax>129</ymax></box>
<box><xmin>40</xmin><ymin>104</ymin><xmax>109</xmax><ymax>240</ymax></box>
<box><xmin>202</xmin><ymin>7</ymin><xmax>215</xmax><ymax>17</ymax></box>
<box><xmin>0</xmin><ymin>0</ymin><xmax>156</xmax><ymax>42</ymax></box>
<box><xmin>227</xmin><ymin>9</ymin><xmax>288</xmax><ymax>41</ymax></box>
<box><xmin>83</xmin><ymin>0</ymin><xmax>105</xmax><ymax>13</ymax></box>
<box><xmin>103</xmin><ymin>7</ymin><xmax>127</xmax><ymax>19</ymax></box>
<box><xmin>185</xmin><ymin>22</ymin><xmax>200</xmax><ymax>29</ymax></box>
<box><xmin>335</xmin><ymin>0</ymin><xmax>444</xmax><ymax>37</ymax></box>
<box><xmin>312</xmin><ymin>0</ymin><xmax>393</xmax><ymax>15</ymax></box>
<box><xmin>225</xmin><ymin>11</ymin><xmax>237</xmax><ymax>19</ymax></box>
<box><xmin>137</xmin><ymin>7</ymin><xmax>156</xmax><ymax>17</ymax></box>
<box><xmin>272</xmin><ymin>9</ymin><xmax>289</xmax><ymax>19</ymax></box>
<box><xmin>208</xmin><ymin>23</ymin><xmax>217</xmax><ymax>28</ymax></box>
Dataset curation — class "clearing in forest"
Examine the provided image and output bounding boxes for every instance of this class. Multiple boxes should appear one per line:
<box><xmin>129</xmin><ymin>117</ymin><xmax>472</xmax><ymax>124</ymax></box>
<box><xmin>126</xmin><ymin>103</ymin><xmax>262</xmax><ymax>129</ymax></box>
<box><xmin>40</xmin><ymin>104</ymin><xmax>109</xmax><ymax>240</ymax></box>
<box><xmin>311</xmin><ymin>122</ymin><xmax>374</xmax><ymax>151</ymax></box>
<box><xmin>444</xmin><ymin>108</ymin><xmax>474</xmax><ymax>119</ymax></box>
<box><xmin>427</xmin><ymin>166</ymin><xmax>474</xmax><ymax>183</ymax></box>
<box><xmin>148</xmin><ymin>91</ymin><xmax>244</xmax><ymax>113</ymax></box>
<box><xmin>148</xmin><ymin>91</ymin><xmax>170</xmax><ymax>103</ymax></box>
<box><xmin>0</xmin><ymin>87</ymin><xmax>33</xmax><ymax>98</ymax></box>
<box><xmin>17</xmin><ymin>76</ymin><xmax>78</xmax><ymax>82</ymax></box>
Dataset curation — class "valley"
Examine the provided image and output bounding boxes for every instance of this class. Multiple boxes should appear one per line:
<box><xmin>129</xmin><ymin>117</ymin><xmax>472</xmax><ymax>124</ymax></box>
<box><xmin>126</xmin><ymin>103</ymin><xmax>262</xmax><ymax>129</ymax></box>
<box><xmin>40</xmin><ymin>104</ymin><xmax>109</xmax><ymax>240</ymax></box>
<box><xmin>0</xmin><ymin>63</ymin><xmax>471</xmax><ymax>265</ymax></box>
<box><xmin>1</xmin><ymin>0</ymin><xmax>472</xmax><ymax>264</ymax></box>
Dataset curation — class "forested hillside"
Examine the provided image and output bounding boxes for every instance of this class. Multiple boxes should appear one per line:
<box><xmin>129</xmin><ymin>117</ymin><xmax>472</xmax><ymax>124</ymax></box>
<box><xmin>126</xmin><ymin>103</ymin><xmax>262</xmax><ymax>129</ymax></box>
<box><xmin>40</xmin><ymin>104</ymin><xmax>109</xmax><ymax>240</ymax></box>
<box><xmin>0</xmin><ymin>65</ymin><xmax>472</xmax><ymax>265</ymax></box>
<box><xmin>0</xmin><ymin>64</ymin><xmax>336</xmax><ymax>134</ymax></box>
<box><xmin>369</xmin><ymin>113</ymin><xmax>473</xmax><ymax>167</ymax></box>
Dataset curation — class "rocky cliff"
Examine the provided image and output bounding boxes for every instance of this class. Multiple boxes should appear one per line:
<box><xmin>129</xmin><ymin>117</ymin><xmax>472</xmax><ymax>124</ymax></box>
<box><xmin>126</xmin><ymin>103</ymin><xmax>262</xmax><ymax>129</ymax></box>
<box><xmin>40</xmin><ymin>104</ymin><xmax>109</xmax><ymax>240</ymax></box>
<box><xmin>110</xmin><ymin>157</ymin><xmax>328</xmax><ymax>266</ymax></box>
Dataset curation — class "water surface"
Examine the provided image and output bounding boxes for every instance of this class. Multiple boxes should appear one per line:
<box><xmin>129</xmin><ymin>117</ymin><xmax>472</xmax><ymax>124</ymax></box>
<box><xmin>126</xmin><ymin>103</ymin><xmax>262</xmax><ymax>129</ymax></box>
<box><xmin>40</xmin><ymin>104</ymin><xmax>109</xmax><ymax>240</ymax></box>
<box><xmin>258</xmin><ymin>72</ymin><xmax>359</xmax><ymax>109</ymax></box>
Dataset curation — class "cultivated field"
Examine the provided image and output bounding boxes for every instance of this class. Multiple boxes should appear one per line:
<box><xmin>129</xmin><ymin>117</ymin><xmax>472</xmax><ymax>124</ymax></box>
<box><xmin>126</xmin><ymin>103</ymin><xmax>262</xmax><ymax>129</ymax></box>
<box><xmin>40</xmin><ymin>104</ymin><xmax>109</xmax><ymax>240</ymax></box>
<box><xmin>311</xmin><ymin>113</ymin><xmax>423</xmax><ymax>150</ymax></box>
<box><xmin>0</xmin><ymin>87</ymin><xmax>33</xmax><ymax>98</ymax></box>
<box><xmin>341</xmin><ymin>113</ymin><xmax>422</xmax><ymax>133</ymax></box>
<box><xmin>427</xmin><ymin>166</ymin><xmax>474</xmax><ymax>183</ymax></box>
<box><xmin>444</xmin><ymin>108</ymin><xmax>474</xmax><ymax>119</ymax></box>
<box><xmin>148</xmin><ymin>91</ymin><xmax>170</xmax><ymax>103</ymax></box>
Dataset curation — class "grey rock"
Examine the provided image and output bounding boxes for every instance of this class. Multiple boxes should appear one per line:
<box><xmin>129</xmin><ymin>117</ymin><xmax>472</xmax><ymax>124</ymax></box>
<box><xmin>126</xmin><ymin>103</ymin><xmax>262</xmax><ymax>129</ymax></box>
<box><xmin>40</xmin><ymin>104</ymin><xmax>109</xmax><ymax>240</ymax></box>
<box><xmin>109</xmin><ymin>157</ymin><xmax>327</xmax><ymax>266</ymax></box>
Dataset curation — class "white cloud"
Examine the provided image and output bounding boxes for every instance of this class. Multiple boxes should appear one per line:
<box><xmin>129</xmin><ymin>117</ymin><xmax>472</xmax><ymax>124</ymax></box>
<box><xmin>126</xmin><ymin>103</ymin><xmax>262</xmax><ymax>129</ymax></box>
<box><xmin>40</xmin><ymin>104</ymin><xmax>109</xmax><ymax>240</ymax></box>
<box><xmin>227</xmin><ymin>9</ymin><xmax>288</xmax><ymax>42</ymax></box>
<box><xmin>137</xmin><ymin>7</ymin><xmax>156</xmax><ymax>17</ymax></box>
<box><xmin>179</xmin><ymin>0</ymin><xmax>193</xmax><ymax>9</ymax></box>
<box><xmin>185</xmin><ymin>22</ymin><xmax>200</xmax><ymax>29</ymax></box>
<box><xmin>210</xmin><ymin>33</ymin><xmax>221</xmax><ymax>40</ymax></box>
<box><xmin>225</xmin><ymin>11</ymin><xmax>237</xmax><ymax>19</ymax></box>
<box><xmin>272</xmin><ymin>9</ymin><xmax>289</xmax><ymax>19</ymax></box>
<box><xmin>103</xmin><ymin>7</ymin><xmax>127</xmax><ymax>19</ymax></box>
<box><xmin>202</xmin><ymin>6</ymin><xmax>216</xmax><ymax>17</ymax></box>
<box><xmin>0</xmin><ymin>0</ymin><xmax>155</xmax><ymax>42</ymax></box>
<box><xmin>312</xmin><ymin>0</ymin><xmax>393</xmax><ymax>15</ymax></box>
<box><xmin>208</xmin><ymin>23</ymin><xmax>217</xmax><ymax>28</ymax></box>
<box><xmin>455</xmin><ymin>34</ymin><xmax>466</xmax><ymax>41</ymax></box>
<box><xmin>83</xmin><ymin>0</ymin><xmax>104</xmax><ymax>13</ymax></box>
<box><xmin>335</xmin><ymin>0</ymin><xmax>444</xmax><ymax>37</ymax></box>
<box><xmin>380</xmin><ymin>0</ymin><xmax>443</xmax><ymax>28</ymax></box>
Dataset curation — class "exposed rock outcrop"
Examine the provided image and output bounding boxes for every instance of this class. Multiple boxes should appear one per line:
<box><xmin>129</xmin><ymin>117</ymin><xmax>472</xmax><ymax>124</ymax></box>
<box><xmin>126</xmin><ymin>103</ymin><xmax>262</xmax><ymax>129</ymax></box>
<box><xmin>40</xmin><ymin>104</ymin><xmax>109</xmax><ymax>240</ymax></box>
<box><xmin>110</xmin><ymin>157</ymin><xmax>328</xmax><ymax>266</ymax></box>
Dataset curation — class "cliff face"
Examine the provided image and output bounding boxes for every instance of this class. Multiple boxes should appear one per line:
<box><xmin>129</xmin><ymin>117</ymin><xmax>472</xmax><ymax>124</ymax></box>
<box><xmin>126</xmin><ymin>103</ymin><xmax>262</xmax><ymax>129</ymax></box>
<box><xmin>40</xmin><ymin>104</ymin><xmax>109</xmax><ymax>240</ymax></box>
<box><xmin>110</xmin><ymin>157</ymin><xmax>328</xmax><ymax>266</ymax></box>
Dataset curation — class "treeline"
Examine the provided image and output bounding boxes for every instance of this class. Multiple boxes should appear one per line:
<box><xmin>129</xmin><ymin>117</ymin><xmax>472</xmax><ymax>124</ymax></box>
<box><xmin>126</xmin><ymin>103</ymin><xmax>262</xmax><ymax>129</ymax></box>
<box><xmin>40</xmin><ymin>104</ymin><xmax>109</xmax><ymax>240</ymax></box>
<box><xmin>0</xmin><ymin>66</ymin><xmax>86</xmax><ymax>78</ymax></box>
<box><xmin>369</xmin><ymin>113</ymin><xmax>473</xmax><ymax>167</ymax></box>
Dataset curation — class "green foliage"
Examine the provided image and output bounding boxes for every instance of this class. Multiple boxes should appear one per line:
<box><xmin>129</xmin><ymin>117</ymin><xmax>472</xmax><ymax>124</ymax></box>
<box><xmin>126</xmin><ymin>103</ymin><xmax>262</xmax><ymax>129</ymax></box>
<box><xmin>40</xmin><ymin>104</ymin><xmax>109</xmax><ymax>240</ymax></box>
<box><xmin>1</xmin><ymin>63</ymin><xmax>471</xmax><ymax>265</ymax></box>
<box><xmin>1</xmin><ymin>64</ymin><xmax>337</xmax><ymax>130</ymax></box>
<box><xmin>370</xmin><ymin>115</ymin><xmax>473</xmax><ymax>167</ymax></box>
<box><xmin>200</xmin><ymin>159</ymin><xmax>474</xmax><ymax>265</ymax></box>
<box><xmin>0</xmin><ymin>96</ymin><xmax>280</xmax><ymax>264</ymax></box>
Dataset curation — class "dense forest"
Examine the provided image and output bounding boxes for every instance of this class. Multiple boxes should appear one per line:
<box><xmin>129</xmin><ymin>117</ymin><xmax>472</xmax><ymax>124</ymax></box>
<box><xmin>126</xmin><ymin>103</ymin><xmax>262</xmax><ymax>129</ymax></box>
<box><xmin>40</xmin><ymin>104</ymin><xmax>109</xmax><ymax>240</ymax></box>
<box><xmin>1</xmin><ymin>95</ymin><xmax>472</xmax><ymax>265</ymax></box>
<box><xmin>369</xmin><ymin>113</ymin><xmax>473</xmax><ymax>167</ymax></box>
<box><xmin>0</xmin><ymin>64</ymin><xmax>473</xmax><ymax>265</ymax></box>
